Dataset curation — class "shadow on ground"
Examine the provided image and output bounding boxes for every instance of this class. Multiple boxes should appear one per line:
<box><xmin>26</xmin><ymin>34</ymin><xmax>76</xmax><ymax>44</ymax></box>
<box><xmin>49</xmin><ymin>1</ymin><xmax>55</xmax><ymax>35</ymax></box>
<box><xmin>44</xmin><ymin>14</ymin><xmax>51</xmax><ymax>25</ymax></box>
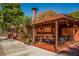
<box><xmin>58</xmin><ymin>45</ymin><xmax>79</xmax><ymax>56</ymax></box>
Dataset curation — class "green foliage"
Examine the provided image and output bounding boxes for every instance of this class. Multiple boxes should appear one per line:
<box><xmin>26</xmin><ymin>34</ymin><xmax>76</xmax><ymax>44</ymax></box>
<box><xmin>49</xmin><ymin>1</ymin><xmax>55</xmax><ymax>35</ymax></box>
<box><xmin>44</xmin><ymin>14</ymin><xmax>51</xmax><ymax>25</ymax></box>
<box><xmin>13</xmin><ymin>16</ymin><xmax>32</xmax><ymax>28</ymax></box>
<box><xmin>0</xmin><ymin>3</ymin><xmax>33</xmax><ymax>44</ymax></box>
<box><xmin>1</xmin><ymin>3</ymin><xmax>20</xmax><ymax>10</ymax></box>
<box><xmin>13</xmin><ymin>16</ymin><xmax>33</xmax><ymax>45</ymax></box>
<box><xmin>0</xmin><ymin>11</ymin><xmax>2</xmax><ymax>16</ymax></box>
<box><xmin>1</xmin><ymin>3</ymin><xmax>23</xmax><ymax>23</ymax></box>
<box><xmin>0</xmin><ymin>3</ymin><xmax>24</xmax><ymax>32</ymax></box>
<box><xmin>68</xmin><ymin>10</ymin><xmax>79</xmax><ymax>19</ymax></box>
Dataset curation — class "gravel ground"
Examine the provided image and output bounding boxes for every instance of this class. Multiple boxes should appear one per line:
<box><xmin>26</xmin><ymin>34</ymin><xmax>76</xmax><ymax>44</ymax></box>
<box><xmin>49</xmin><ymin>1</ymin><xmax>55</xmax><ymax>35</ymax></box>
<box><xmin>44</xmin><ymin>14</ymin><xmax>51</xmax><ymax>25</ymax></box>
<box><xmin>0</xmin><ymin>39</ymin><xmax>65</xmax><ymax>56</ymax></box>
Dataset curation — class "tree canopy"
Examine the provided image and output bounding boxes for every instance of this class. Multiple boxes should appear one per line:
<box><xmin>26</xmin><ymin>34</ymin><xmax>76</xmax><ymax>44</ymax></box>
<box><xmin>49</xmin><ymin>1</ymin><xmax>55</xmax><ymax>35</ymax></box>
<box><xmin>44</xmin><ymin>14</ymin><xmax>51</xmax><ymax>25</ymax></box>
<box><xmin>0</xmin><ymin>3</ymin><xmax>24</xmax><ymax>32</ymax></box>
<box><xmin>0</xmin><ymin>3</ymin><xmax>33</xmax><ymax>44</ymax></box>
<box><xmin>37</xmin><ymin>10</ymin><xmax>57</xmax><ymax>20</ymax></box>
<box><xmin>1</xmin><ymin>3</ymin><xmax>23</xmax><ymax>23</ymax></box>
<box><xmin>68</xmin><ymin>10</ymin><xmax>79</xmax><ymax>19</ymax></box>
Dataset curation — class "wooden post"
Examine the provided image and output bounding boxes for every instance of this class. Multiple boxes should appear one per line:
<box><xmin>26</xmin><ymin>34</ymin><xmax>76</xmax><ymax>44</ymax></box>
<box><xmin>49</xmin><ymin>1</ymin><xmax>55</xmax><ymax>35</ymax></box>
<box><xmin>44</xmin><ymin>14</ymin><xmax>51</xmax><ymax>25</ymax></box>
<box><xmin>73</xmin><ymin>24</ymin><xmax>76</xmax><ymax>41</ymax></box>
<box><xmin>73</xmin><ymin>27</ymin><xmax>75</xmax><ymax>40</ymax></box>
<box><xmin>40</xmin><ymin>27</ymin><xmax>43</xmax><ymax>42</ymax></box>
<box><xmin>37</xmin><ymin>28</ymin><xmax>38</xmax><ymax>37</ymax></box>
<box><xmin>33</xmin><ymin>26</ymin><xmax>35</xmax><ymax>43</ymax></box>
<box><xmin>55</xmin><ymin>21</ymin><xmax>59</xmax><ymax>51</ymax></box>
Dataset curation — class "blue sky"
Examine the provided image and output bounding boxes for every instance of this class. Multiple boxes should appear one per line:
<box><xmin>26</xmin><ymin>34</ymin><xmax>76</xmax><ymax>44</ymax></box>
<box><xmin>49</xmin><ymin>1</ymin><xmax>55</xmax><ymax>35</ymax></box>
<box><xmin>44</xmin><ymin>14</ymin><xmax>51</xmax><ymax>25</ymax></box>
<box><xmin>21</xmin><ymin>3</ymin><xmax>79</xmax><ymax>16</ymax></box>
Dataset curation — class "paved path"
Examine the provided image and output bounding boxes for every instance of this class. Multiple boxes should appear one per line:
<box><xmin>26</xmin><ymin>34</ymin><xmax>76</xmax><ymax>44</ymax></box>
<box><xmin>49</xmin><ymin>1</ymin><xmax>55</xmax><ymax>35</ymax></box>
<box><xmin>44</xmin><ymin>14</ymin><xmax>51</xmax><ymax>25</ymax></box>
<box><xmin>0</xmin><ymin>39</ymin><xmax>65</xmax><ymax>56</ymax></box>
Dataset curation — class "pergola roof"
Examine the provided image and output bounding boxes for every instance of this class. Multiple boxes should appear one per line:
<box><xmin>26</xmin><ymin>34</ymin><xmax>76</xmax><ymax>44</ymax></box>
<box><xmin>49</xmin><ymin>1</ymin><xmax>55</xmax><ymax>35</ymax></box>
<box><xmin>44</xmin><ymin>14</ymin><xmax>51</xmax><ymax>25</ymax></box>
<box><xmin>33</xmin><ymin>14</ymin><xmax>79</xmax><ymax>25</ymax></box>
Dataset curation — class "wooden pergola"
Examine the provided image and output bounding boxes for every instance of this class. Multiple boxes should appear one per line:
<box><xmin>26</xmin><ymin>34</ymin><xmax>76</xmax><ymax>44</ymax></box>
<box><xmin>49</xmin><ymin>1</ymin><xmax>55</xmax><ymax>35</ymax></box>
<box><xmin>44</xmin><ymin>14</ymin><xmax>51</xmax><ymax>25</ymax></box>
<box><xmin>33</xmin><ymin>14</ymin><xmax>79</xmax><ymax>51</ymax></box>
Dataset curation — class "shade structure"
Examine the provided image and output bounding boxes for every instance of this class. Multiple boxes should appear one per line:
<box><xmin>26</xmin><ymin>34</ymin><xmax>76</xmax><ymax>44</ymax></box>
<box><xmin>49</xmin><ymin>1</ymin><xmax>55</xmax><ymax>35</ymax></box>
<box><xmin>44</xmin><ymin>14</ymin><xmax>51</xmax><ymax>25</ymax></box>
<box><xmin>33</xmin><ymin>14</ymin><xmax>79</xmax><ymax>51</ymax></box>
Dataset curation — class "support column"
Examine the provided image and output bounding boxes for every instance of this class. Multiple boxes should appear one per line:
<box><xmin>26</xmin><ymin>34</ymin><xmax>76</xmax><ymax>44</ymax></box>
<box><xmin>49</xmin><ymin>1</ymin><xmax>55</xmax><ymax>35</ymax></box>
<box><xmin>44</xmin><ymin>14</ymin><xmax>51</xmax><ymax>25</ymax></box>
<box><xmin>40</xmin><ymin>27</ymin><xmax>43</xmax><ymax>42</ymax></box>
<box><xmin>55</xmin><ymin>21</ymin><xmax>59</xmax><ymax>51</ymax></box>
<box><xmin>33</xmin><ymin>26</ymin><xmax>35</xmax><ymax>43</ymax></box>
<box><xmin>72</xmin><ymin>23</ymin><xmax>76</xmax><ymax>41</ymax></box>
<box><xmin>37</xmin><ymin>28</ymin><xmax>38</xmax><ymax>37</ymax></box>
<box><xmin>73</xmin><ymin>27</ymin><xmax>75</xmax><ymax>40</ymax></box>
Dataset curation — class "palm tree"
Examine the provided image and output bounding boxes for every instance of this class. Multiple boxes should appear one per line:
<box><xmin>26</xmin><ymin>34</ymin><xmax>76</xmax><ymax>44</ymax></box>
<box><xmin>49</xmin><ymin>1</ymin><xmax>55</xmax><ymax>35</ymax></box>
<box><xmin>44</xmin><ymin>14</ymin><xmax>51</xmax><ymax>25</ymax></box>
<box><xmin>13</xmin><ymin>15</ymin><xmax>33</xmax><ymax>44</ymax></box>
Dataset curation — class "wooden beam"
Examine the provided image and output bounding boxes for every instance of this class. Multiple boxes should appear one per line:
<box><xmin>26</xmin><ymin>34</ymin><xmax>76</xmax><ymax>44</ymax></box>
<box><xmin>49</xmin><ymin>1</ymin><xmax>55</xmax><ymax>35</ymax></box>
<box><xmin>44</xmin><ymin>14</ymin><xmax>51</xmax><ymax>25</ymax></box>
<box><xmin>55</xmin><ymin>20</ymin><xmax>59</xmax><ymax>51</ymax></box>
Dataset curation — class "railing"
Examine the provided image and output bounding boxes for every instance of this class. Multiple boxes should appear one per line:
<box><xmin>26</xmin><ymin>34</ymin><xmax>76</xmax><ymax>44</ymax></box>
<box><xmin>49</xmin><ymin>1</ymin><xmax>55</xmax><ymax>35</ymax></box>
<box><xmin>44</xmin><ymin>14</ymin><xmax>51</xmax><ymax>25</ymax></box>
<box><xmin>35</xmin><ymin>34</ymin><xmax>71</xmax><ymax>45</ymax></box>
<box><xmin>37</xmin><ymin>32</ymin><xmax>53</xmax><ymax>34</ymax></box>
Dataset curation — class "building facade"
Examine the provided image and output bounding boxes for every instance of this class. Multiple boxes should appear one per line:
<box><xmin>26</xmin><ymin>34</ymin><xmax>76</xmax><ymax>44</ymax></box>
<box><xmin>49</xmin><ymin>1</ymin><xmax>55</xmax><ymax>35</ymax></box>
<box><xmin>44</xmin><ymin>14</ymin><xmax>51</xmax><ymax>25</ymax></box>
<box><xmin>32</xmin><ymin>8</ymin><xmax>79</xmax><ymax>50</ymax></box>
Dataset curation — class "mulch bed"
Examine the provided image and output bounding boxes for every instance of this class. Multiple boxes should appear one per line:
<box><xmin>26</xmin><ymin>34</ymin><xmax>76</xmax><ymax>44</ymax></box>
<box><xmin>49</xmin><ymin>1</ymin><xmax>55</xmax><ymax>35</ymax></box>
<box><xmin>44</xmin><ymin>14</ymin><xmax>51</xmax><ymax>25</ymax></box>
<box><xmin>34</xmin><ymin>41</ymin><xmax>79</xmax><ymax>56</ymax></box>
<box><xmin>34</xmin><ymin>42</ymin><xmax>56</xmax><ymax>52</ymax></box>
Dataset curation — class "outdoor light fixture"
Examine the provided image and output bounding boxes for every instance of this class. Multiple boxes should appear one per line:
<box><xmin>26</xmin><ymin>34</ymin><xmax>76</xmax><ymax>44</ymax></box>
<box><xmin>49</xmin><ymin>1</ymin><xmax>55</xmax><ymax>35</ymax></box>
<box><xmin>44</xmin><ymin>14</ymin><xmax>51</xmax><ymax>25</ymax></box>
<box><xmin>40</xmin><ymin>26</ymin><xmax>43</xmax><ymax>29</ymax></box>
<box><xmin>67</xmin><ymin>24</ymin><xmax>69</xmax><ymax>26</ymax></box>
<box><xmin>74</xmin><ymin>24</ymin><xmax>77</xmax><ymax>27</ymax></box>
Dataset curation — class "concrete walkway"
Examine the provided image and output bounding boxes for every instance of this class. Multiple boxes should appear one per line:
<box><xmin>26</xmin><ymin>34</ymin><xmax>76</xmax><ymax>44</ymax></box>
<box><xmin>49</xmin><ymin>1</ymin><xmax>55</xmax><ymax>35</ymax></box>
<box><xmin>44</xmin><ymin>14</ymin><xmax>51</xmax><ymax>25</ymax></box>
<box><xmin>0</xmin><ymin>39</ymin><xmax>65</xmax><ymax>56</ymax></box>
